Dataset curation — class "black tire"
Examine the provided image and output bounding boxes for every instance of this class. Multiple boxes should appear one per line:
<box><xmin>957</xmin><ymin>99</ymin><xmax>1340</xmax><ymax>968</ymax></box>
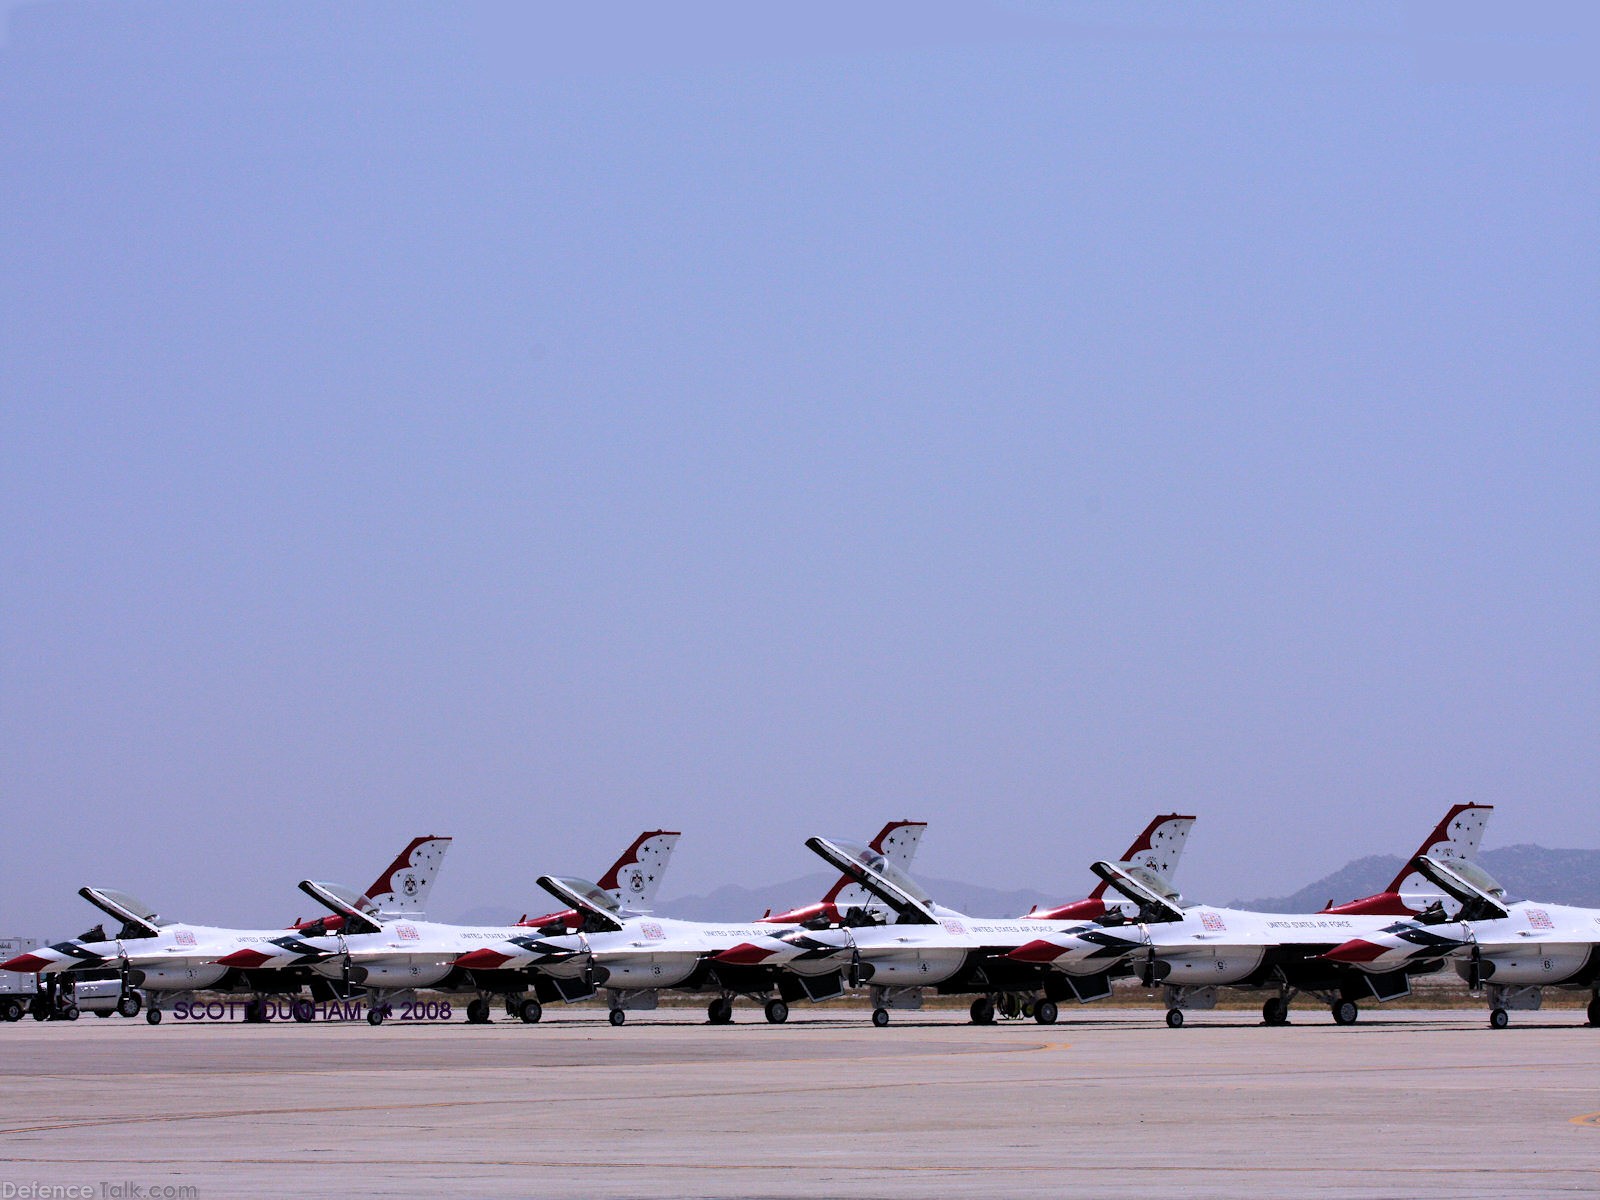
<box><xmin>1489</xmin><ymin>1007</ymin><xmax>1509</xmax><ymax>1030</ymax></box>
<box><xmin>608</xmin><ymin>1008</ymin><xmax>626</xmax><ymax>1027</ymax></box>
<box><xmin>146</xmin><ymin>1008</ymin><xmax>162</xmax><ymax>1025</ymax></box>
<box><xmin>465</xmin><ymin>998</ymin><xmax>487</xmax><ymax>1024</ymax></box>
<box><xmin>1587</xmin><ymin>997</ymin><xmax>1600</xmax><ymax>1027</ymax></box>
<box><xmin>871</xmin><ymin>1007</ymin><xmax>890</xmax><ymax>1027</ymax></box>
<box><xmin>519</xmin><ymin>999</ymin><xmax>543</xmax><ymax>1024</ymax></box>
<box><xmin>62</xmin><ymin>1005</ymin><xmax>78</xmax><ymax>1021</ymax></box>
<box><xmin>2</xmin><ymin>1000</ymin><xmax>21</xmax><ymax>1022</ymax></box>
<box><xmin>969</xmin><ymin>997</ymin><xmax>995</xmax><ymax>1025</ymax></box>
<box><xmin>1034</xmin><ymin>999</ymin><xmax>1058</xmax><ymax>1025</ymax></box>
<box><xmin>292</xmin><ymin>1002</ymin><xmax>314</xmax><ymax>1023</ymax></box>
<box><xmin>708</xmin><ymin>998</ymin><xmax>733</xmax><ymax>1025</ymax></box>
<box><xmin>95</xmin><ymin>1010</ymin><xmax>112</xmax><ymax>1018</ymax></box>
<box><xmin>367</xmin><ymin>1007</ymin><xmax>385</xmax><ymax>1026</ymax></box>
<box><xmin>1263</xmin><ymin>996</ymin><xmax>1288</xmax><ymax>1025</ymax></box>
<box><xmin>117</xmin><ymin>992</ymin><xmax>142</xmax><ymax>1019</ymax></box>
<box><xmin>243</xmin><ymin>999</ymin><xmax>263</xmax><ymax>1024</ymax></box>
<box><xmin>764</xmin><ymin>999</ymin><xmax>788</xmax><ymax>1024</ymax></box>
<box><xmin>1165</xmin><ymin>1008</ymin><xmax>1184</xmax><ymax>1028</ymax></box>
<box><xmin>1332</xmin><ymin>1000</ymin><xmax>1358</xmax><ymax>1026</ymax></box>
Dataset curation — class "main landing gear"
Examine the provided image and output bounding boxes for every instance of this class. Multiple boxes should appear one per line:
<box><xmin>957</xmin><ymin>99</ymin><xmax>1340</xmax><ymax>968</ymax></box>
<box><xmin>465</xmin><ymin>998</ymin><xmax>494</xmax><ymax>1024</ymax></box>
<box><xmin>1033</xmin><ymin>999</ymin><xmax>1059</xmax><ymax>1025</ymax></box>
<box><xmin>1489</xmin><ymin>1008</ymin><xmax>1509</xmax><ymax>1030</ymax></box>
<box><xmin>518</xmin><ymin>998</ymin><xmax>543</xmax><ymax>1024</ymax></box>
<box><xmin>763</xmin><ymin>998</ymin><xmax>789</xmax><ymax>1024</ymax></box>
<box><xmin>608</xmin><ymin>1008</ymin><xmax>627</xmax><ymax>1027</ymax></box>
<box><xmin>871</xmin><ymin>1007</ymin><xmax>890</xmax><ymax>1027</ymax></box>
<box><xmin>1587</xmin><ymin>996</ymin><xmax>1600</xmax><ymax>1027</ymax></box>
<box><xmin>1262</xmin><ymin>996</ymin><xmax>1290</xmax><ymax>1026</ymax></box>
<box><xmin>706</xmin><ymin>997</ymin><xmax>734</xmax><ymax>1025</ymax></box>
<box><xmin>969</xmin><ymin>996</ymin><xmax>996</xmax><ymax>1025</ymax></box>
<box><xmin>1331</xmin><ymin>999</ymin><xmax>1359</xmax><ymax>1026</ymax></box>
<box><xmin>1165</xmin><ymin>1008</ymin><xmax>1184</xmax><ymax>1028</ymax></box>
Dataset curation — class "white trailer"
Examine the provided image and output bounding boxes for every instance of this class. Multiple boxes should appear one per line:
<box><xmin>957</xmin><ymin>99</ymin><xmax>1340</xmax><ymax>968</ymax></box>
<box><xmin>0</xmin><ymin>936</ymin><xmax>42</xmax><ymax>1022</ymax></box>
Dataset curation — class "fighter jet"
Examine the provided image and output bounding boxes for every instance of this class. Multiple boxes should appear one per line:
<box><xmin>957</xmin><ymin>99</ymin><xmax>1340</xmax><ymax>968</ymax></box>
<box><xmin>709</xmin><ymin>815</ymin><xmax>1198</xmax><ymax>1027</ymax></box>
<box><xmin>0</xmin><ymin>836</ymin><xmax>451</xmax><ymax>1023</ymax></box>
<box><xmin>449</xmin><ymin>821</ymin><xmax>946</xmax><ymax>1026</ymax></box>
<box><xmin>1323</xmin><ymin>850</ymin><xmax>1600</xmax><ymax>1029</ymax></box>
<box><xmin>1008</xmin><ymin>803</ymin><xmax>1493</xmax><ymax>1027</ymax></box>
<box><xmin>224</xmin><ymin>830</ymin><xmax>682</xmax><ymax>1025</ymax></box>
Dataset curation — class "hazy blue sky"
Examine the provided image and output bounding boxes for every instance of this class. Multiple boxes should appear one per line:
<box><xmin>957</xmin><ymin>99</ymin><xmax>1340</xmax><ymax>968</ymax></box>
<box><xmin>3</xmin><ymin>3</ymin><xmax>1596</xmax><ymax>932</ymax></box>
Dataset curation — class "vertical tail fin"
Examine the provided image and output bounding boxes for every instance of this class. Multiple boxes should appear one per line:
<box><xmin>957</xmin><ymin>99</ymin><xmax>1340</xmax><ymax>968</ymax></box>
<box><xmin>596</xmin><ymin>830</ymin><xmax>680</xmax><ymax>910</ymax></box>
<box><xmin>1321</xmin><ymin>804</ymin><xmax>1494</xmax><ymax>916</ymax></box>
<box><xmin>1088</xmin><ymin>814</ymin><xmax>1196</xmax><ymax>899</ymax></box>
<box><xmin>1386</xmin><ymin>802</ymin><xmax>1493</xmax><ymax>893</ymax></box>
<box><xmin>363</xmin><ymin>836</ymin><xmax>452</xmax><ymax>917</ymax></box>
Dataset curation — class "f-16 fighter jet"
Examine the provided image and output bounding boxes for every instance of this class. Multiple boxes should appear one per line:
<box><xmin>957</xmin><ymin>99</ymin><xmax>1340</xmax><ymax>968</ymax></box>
<box><xmin>710</xmin><ymin>815</ymin><xmax>1197</xmax><ymax>1026</ymax></box>
<box><xmin>1009</xmin><ymin>804</ymin><xmax>1492</xmax><ymax>1027</ymax></box>
<box><xmin>1323</xmin><ymin>849</ymin><xmax>1600</xmax><ymax>1028</ymax></box>
<box><xmin>218</xmin><ymin>831</ymin><xmax>680</xmax><ymax>1025</ymax></box>
<box><xmin>0</xmin><ymin>836</ymin><xmax>451</xmax><ymax>1023</ymax></box>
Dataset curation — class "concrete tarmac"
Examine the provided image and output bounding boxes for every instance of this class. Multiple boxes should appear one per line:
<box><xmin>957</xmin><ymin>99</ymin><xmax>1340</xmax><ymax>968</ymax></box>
<box><xmin>1</xmin><ymin>1006</ymin><xmax>1597</xmax><ymax>1198</ymax></box>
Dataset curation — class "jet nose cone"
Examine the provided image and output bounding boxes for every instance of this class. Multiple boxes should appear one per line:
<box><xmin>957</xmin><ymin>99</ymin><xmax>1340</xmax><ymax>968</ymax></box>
<box><xmin>216</xmin><ymin>949</ymin><xmax>275</xmax><ymax>969</ymax></box>
<box><xmin>1322</xmin><ymin>938</ymin><xmax>1391</xmax><ymax>964</ymax></box>
<box><xmin>1</xmin><ymin>952</ymin><xmax>51</xmax><ymax>973</ymax></box>
<box><xmin>1008</xmin><ymin>939</ymin><xmax>1067</xmax><ymax>964</ymax></box>
<box><xmin>713</xmin><ymin>942</ymin><xmax>776</xmax><ymax>966</ymax></box>
<box><xmin>456</xmin><ymin>949</ymin><xmax>513</xmax><ymax>970</ymax></box>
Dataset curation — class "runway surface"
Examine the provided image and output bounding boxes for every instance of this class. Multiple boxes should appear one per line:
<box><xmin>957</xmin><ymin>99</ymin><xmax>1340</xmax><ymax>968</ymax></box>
<box><xmin>1</xmin><ymin>1006</ymin><xmax>1596</xmax><ymax>1198</ymax></box>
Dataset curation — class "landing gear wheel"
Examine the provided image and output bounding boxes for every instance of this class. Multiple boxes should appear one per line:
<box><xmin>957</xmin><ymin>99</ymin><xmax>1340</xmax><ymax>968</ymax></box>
<box><xmin>1165</xmin><ymin>1008</ymin><xmax>1184</xmax><ymax>1028</ymax></box>
<box><xmin>1587</xmin><ymin>997</ymin><xmax>1600</xmax><ymax>1027</ymax></box>
<box><xmin>146</xmin><ymin>1008</ymin><xmax>162</xmax><ymax>1025</ymax></box>
<box><xmin>707</xmin><ymin>997</ymin><xmax>734</xmax><ymax>1025</ymax></box>
<box><xmin>367</xmin><ymin>1007</ymin><xmax>385</xmax><ymax>1026</ymax></box>
<box><xmin>1331</xmin><ymin>999</ymin><xmax>1359</xmax><ymax>1026</ymax></box>
<box><xmin>1489</xmin><ymin>1007</ymin><xmax>1509</xmax><ymax>1030</ymax></box>
<box><xmin>518</xmin><ymin>999</ymin><xmax>543</xmax><ymax>1024</ymax></box>
<box><xmin>764</xmin><ymin>998</ymin><xmax>789</xmax><ymax>1024</ymax></box>
<box><xmin>1033</xmin><ymin>999</ymin><xmax>1058</xmax><ymax>1025</ymax></box>
<box><xmin>292</xmin><ymin>1001</ymin><xmax>314</xmax><ymax>1023</ymax></box>
<box><xmin>871</xmin><ymin>1007</ymin><xmax>890</xmax><ymax>1027</ymax></box>
<box><xmin>117</xmin><ymin>992</ymin><xmax>142</xmax><ymax>1018</ymax></box>
<box><xmin>466</xmin><ymin>998</ymin><xmax>491</xmax><ymax>1024</ymax></box>
<box><xmin>969</xmin><ymin>996</ymin><xmax>996</xmax><ymax>1025</ymax></box>
<box><xmin>608</xmin><ymin>1008</ymin><xmax>627</xmax><ymax>1027</ymax></box>
<box><xmin>1263</xmin><ymin>996</ymin><xmax>1289</xmax><ymax>1025</ymax></box>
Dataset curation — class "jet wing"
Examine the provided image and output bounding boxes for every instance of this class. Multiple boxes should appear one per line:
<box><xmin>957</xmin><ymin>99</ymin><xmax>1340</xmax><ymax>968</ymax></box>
<box><xmin>78</xmin><ymin>887</ymin><xmax>163</xmax><ymax>938</ymax></box>
<box><xmin>1411</xmin><ymin>855</ymin><xmax>1510</xmax><ymax>921</ymax></box>
<box><xmin>1088</xmin><ymin>861</ymin><xmax>1184</xmax><ymax>923</ymax></box>
<box><xmin>297</xmin><ymin>880</ymin><xmax>385</xmax><ymax>935</ymax></box>
<box><xmin>804</xmin><ymin>837</ymin><xmax>937</xmax><ymax>924</ymax></box>
<box><xmin>536</xmin><ymin>876</ymin><xmax>625</xmax><ymax>933</ymax></box>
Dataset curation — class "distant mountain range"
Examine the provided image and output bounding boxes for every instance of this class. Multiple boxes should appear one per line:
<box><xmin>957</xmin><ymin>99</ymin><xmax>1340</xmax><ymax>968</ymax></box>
<box><xmin>1231</xmin><ymin>845</ymin><xmax>1600</xmax><ymax>911</ymax></box>
<box><xmin>446</xmin><ymin>845</ymin><xmax>1600</xmax><ymax>925</ymax></box>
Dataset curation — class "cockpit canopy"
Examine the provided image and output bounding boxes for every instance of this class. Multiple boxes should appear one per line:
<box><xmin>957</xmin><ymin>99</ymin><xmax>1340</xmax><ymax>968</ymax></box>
<box><xmin>1088</xmin><ymin>860</ymin><xmax>1184</xmax><ymax>923</ymax></box>
<box><xmin>78</xmin><ymin>887</ymin><xmax>165</xmax><ymax>939</ymax></box>
<box><xmin>805</xmin><ymin>837</ymin><xmax>938</xmax><ymax>924</ymax></box>
<box><xmin>1412</xmin><ymin>854</ymin><xmax>1510</xmax><ymax>921</ymax></box>
<box><xmin>298</xmin><ymin>880</ymin><xmax>385</xmax><ymax>934</ymax></box>
<box><xmin>536</xmin><ymin>876</ymin><xmax>624</xmax><ymax>933</ymax></box>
